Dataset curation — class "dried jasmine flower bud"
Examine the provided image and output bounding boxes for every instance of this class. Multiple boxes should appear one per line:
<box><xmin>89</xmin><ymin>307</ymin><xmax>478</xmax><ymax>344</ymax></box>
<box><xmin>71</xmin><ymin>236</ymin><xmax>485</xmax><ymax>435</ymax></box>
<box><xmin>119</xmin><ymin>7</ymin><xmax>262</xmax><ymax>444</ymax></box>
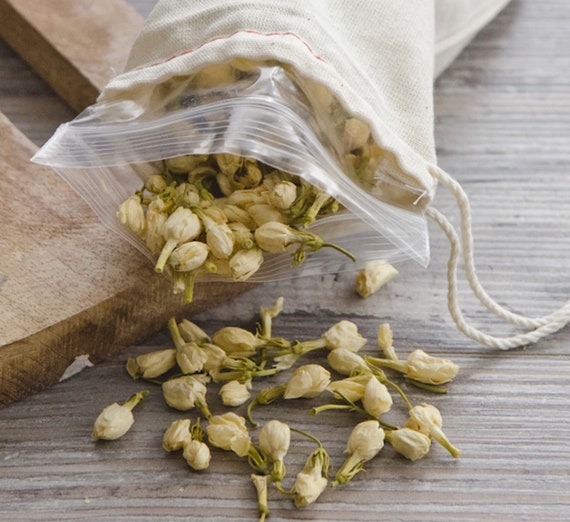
<box><xmin>326</xmin><ymin>374</ymin><xmax>370</xmax><ymax>402</ymax></box>
<box><xmin>248</xmin><ymin>204</ymin><xmax>285</xmax><ymax>227</ymax></box>
<box><xmin>162</xmin><ymin>418</ymin><xmax>191</xmax><ymax>452</ymax></box>
<box><xmin>215</xmin><ymin>153</ymin><xmax>244</xmax><ymax>177</ymax></box>
<box><xmin>166</xmin><ymin>154</ymin><xmax>209</xmax><ymax>174</ymax></box>
<box><xmin>144</xmin><ymin>174</ymin><xmax>167</xmax><ymax>194</ymax></box>
<box><xmin>405</xmin><ymin>403</ymin><xmax>461</xmax><ymax>458</ymax></box>
<box><xmin>206</xmin><ymin>412</ymin><xmax>252</xmax><ymax>457</ymax></box>
<box><xmin>361</xmin><ymin>376</ymin><xmax>393</xmax><ymax>418</ymax></box>
<box><xmin>161</xmin><ymin>375</ymin><xmax>211</xmax><ymax>417</ymax></box>
<box><xmin>228</xmin><ymin>222</ymin><xmax>255</xmax><ymax>249</ymax></box>
<box><xmin>117</xmin><ymin>195</ymin><xmax>146</xmax><ymax>237</ymax></box>
<box><xmin>266</xmin><ymin>181</ymin><xmax>298</xmax><ymax>209</ymax></box>
<box><xmin>178</xmin><ymin>319</ymin><xmax>211</xmax><ymax>344</ymax></box>
<box><xmin>343</xmin><ymin>117</ymin><xmax>370</xmax><ymax>151</ymax></box>
<box><xmin>144</xmin><ymin>198</ymin><xmax>168</xmax><ymax>254</ymax></box>
<box><xmin>250</xmin><ymin>474</ymin><xmax>270</xmax><ymax>521</ymax></box>
<box><xmin>183</xmin><ymin>438</ymin><xmax>211</xmax><ymax>470</ymax></box>
<box><xmin>220</xmin><ymin>204</ymin><xmax>257</xmax><ymax>229</ymax></box>
<box><xmin>168</xmin><ymin>318</ymin><xmax>208</xmax><ymax>374</ymax></box>
<box><xmin>206</xmin><ymin>223</ymin><xmax>235</xmax><ymax>259</ymax></box>
<box><xmin>168</xmin><ymin>241</ymin><xmax>209</xmax><ymax>272</ymax></box>
<box><xmin>385</xmin><ymin>428</ymin><xmax>431</xmax><ymax>461</ymax></box>
<box><xmin>258</xmin><ymin>419</ymin><xmax>290</xmax><ymax>482</ymax></box>
<box><xmin>292</xmin><ymin>447</ymin><xmax>329</xmax><ymax>507</ymax></box>
<box><xmin>201</xmin><ymin>342</ymin><xmax>229</xmax><ymax>378</ymax></box>
<box><xmin>284</xmin><ymin>364</ymin><xmax>331</xmax><ymax>399</ymax></box>
<box><xmin>216</xmin><ymin>171</ymin><xmax>234</xmax><ymax>196</ymax></box>
<box><xmin>327</xmin><ymin>349</ymin><xmax>368</xmax><ymax>376</ymax></box>
<box><xmin>355</xmin><ymin>260</ymin><xmax>399</xmax><ymax>298</ymax></box>
<box><xmin>91</xmin><ymin>390</ymin><xmax>148</xmax><ymax>441</ymax></box>
<box><xmin>322</xmin><ymin>320</ymin><xmax>367</xmax><ymax>352</ymax></box>
<box><xmin>228</xmin><ymin>188</ymin><xmax>266</xmax><ymax>208</ymax></box>
<box><xmin>212</xmin><ymin>326</ymin><xmax>263</xmax><ymax>357</ymax></box>
<box><xmin>367</xmin><ymin>349</ymin><xmax>459</xmax><ymax>386</ymax></box>
<box><xmin>126</xmin><ymin>348</ymin><xmax>177</xmax><ymax>380</ymax></box>
<box><xmin>229</xmin><ymin>248</ymin><xmax>264</xmax><ymax>281</ymax></box>
<box><xmin>377</xmin><ymin>323</ymin><xmax>398</xmax><ymax>360</ymax></box>
<box><xmin>333</xmin><ymin>420</ymin><xmax>385</xmax><ymax>486</ymax></box>
<box><xmin>233</xmin><ymin>159</ymin><xmax>263</xmax><ymax>190</ymax></box>
<box><xmin>174</xmin><ymin>182</ymin><xmax>201</xmax><ymax>207</ymax></box>
<box><xmin>219</xmin><ymin>380</ymin><xmax>251</xmax><ymax>407</ymax></box>
<box><xmin>155</xmin><ymin>207</ymin><xmax>202</xmax><ymax>273</ymax></box>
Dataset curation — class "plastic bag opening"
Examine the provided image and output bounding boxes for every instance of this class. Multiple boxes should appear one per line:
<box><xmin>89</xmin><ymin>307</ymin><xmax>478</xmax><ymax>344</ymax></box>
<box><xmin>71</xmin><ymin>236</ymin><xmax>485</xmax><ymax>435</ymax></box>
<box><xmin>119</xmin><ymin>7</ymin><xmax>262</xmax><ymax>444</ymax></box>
<box><xmin>33</xmin><ymin>62</ymin><xmax>430</xmax><ymax>285</ymax></box>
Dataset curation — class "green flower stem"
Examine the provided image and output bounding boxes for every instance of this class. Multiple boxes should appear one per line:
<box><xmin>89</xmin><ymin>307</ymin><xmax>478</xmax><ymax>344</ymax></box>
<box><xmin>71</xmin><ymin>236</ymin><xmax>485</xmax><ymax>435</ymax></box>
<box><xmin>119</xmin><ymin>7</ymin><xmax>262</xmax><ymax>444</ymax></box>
<box><xmin>271</xmin><ymin>459</ymin><xmax>286</xmax><ymax>483</ymax></box>
<box><xmin>195</xmin><ymin>397</ymin><xmax>212</xmax><ymax>420</ymax></box>
<box><xmin>155</xmin><ymin>238</ymin><xmax>178</xmax><ymax>273</ymax></box>
<box><xmin>431</xmin><ymin>426</ymin><xmax>462</xmax><ymax>458</ymax></box>
<box><xmin>190</xmin><ymin>418</ymin><xmax>204</xmax><ymax>442</ymax></box>
<box><xmin>320</xmin><ymin>242</ymin><xmax>356</xmax><ymax>262</ymax></box>
<box><xmin>310</xmin><ymin>404</ymin><xmax>354</xmax><ymax>416</ymax></box>
<box><xmin>123</xmin><ymin>390</ymin><xmax>149</xmax><ymax>410</ymax></box>
<box><xmin>302</xmin><ymin>191</ymin><xmax>332</xmax><ymax>226</ymax></box>
<box><xmin>183</xmin><ymin>272</ymin><xmax>197</xmax><ymax>303</ymax></box>
<box><xmin>332</xmin><ymin>453</ymin><xmax>365</xmax><ymax>487</ymax></box>
<box><xmin>406</xmin><ymin>378</ymin><xmax>448</xmax><ymax>394</ymax></box>
<box><xmin>247</xmin><ymin>444</ymin><xmax>268</xmax><ymax>474</ymax></box>
<box><xmin>366</xmin><ymin>356</ymin><xmax>407</xmax><ymax>373</ymax></box>
<box><xmin>167</xmin><ymin>317</ymin><xmax>185</xmax><ymax>350</ymax></box>
<box><xmin>247</xmin><ymin>384</ymin><xmax>286</xmax><ymax>426</ymax></box>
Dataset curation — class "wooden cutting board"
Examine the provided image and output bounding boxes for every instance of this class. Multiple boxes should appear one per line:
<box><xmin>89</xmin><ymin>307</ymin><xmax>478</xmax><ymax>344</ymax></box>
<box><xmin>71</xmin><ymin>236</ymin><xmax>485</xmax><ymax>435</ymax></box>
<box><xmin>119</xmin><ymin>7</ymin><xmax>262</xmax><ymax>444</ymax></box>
<box><xmin>0</xmin><ymin>0</ymin><xmax>253</xmax><ymax>405</ymax></box>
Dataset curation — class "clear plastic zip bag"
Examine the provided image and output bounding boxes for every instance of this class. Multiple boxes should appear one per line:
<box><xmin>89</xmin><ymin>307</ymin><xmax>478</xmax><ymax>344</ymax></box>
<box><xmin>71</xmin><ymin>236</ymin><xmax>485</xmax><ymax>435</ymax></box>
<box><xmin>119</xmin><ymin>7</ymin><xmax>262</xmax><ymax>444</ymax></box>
<box><xmin>33</xmin><ymin>61</ymin><xmax>431</xmax><ymax>288</ymax></box>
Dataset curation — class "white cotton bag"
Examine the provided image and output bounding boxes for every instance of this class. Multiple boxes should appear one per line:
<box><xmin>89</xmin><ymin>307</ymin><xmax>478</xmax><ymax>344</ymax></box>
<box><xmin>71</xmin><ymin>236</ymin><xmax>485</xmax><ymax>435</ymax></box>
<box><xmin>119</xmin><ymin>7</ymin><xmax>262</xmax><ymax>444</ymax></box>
<box><xmin>33</xmin><ymin>0</ymin><xmax>570</xmax><ymax>349</ymax></box>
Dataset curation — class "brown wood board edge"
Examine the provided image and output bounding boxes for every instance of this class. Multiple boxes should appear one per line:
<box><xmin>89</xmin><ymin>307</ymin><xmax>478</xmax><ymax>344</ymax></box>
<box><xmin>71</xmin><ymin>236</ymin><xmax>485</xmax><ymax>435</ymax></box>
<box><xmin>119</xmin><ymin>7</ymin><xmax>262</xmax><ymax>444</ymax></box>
<box><xmin>0</xmin><ymin>279</ymin><xmax>255</xmax><ymax>406</ymax></box>
<box><xmin>0</xmin><ymin>0</ymin><xmax>144</xmax><ymax>112</ymax></box>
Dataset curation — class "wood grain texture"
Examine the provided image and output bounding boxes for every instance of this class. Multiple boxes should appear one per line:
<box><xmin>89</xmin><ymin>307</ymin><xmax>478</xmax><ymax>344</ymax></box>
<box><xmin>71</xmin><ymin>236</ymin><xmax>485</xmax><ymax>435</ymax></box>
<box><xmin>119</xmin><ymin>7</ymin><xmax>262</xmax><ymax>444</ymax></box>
<box><xmin>1</xmin><ymin>0</ymin><xmax>570</xmax><ymax>520</ymax></box>
<box><xmin>0</xmin><ymin>0</ymin><xmax>253</xmax><ymax>405</ymax></box>
<box><xmin>0</xmin><ymin>0</ymin><xmax>144</xmax><ymax>112</ymax></box>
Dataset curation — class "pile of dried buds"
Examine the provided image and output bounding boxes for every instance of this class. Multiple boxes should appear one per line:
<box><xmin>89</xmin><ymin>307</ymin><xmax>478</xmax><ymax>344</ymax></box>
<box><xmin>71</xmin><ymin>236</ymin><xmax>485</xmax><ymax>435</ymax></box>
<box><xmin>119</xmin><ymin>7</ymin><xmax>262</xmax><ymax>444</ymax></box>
<box><xmin>117</xmin><ymin>154</ymin><xmax>356</xmax><ymax>302</ymax></box>
<box><xmin>92</xmin><ymin>297</ymin><xmax>461</xmax><ymax>520</ymax></box>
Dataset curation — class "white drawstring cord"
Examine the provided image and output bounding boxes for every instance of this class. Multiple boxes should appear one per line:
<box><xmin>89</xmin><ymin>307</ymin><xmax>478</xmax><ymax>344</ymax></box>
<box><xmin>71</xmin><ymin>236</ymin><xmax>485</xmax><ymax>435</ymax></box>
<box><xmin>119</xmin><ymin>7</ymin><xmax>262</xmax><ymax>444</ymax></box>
<box><xmin>426</xmin><ymin>167</ymin><xmax>570</xmax><ymax>349</ymax></box>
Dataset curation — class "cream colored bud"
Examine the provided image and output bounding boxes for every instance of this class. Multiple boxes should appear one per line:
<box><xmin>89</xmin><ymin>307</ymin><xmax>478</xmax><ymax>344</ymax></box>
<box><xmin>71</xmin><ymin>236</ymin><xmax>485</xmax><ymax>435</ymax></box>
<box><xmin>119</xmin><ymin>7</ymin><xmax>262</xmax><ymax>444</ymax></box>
<box><xmin>156</xmin><ymin>207</ymin><xmax>202</xmax><ymax>272</ymax></box>
<box><xmin>236</xmin><ymin>159</ymin><xmax>263</xmax><ymax>189</ymax></box>
<box><xmin>377</xmin><ymin>323</ymin><xmax>398</xmax><ymax>360</ymax></box>
<box><xmin>166</xmin><ymin>154</ymin><xmax>208</xmax><ymax>173</ymax></box>
<box><xmin>293</xmin><ymin>467</ymin><xmax>328</xmax><ymax>507</ymax></box>
<box><xmin>215</xmin><ymin>153</ymin><xmax>244</xmax><ymax>177</ymax></box>
<box><xmin>355</xmin><ymin>260</ymin><xmax>398</xmax><ymax>298</ymax></box>
<box><xmin>168</xmin><ymin>241</ymin><xmax>209</xmax><ymax>272</ymax></box>
<box><xmin>117</xmin><ymin>195</ymin><xmax>146</xmax><ymax>237</ymax></box>
<box><xmin>202</xmin><ymin>206</ymin><xmax>228</xmax><ymax>225</ymax></box>
<box><xmin>259</xmin><ymin>420</ymin><xmax>290</xmax><ymax>461</ymax></box>
<box><xmin>162</xmin><ymin>375</ymin><xmax>208</xmax><ymax>411</ymax></box>
<box><xmin>201</xmin><ymin>343</ymin><xmax>228</xmax><ymax>377</ymax></box>
<box><xmin>206</xmin><ymin>412</ymin><xmax>252</xmax><ymax>457</ymax></box>
<box><xmin>284</xmin><ymin>364</ymin><xmax>331</xmax><ymax>399</ymax></box>
<box><xmin>327</xmin><ymin>374</ymin><xmax>370</xmax><ymax>402</ymax></box>
<box><xmin>266</xmin><ymin>181</ymin><xmax>298</xmax><ymax>209</ymax></box>
<box><xmin>248</xmin><ymin>204</ymin><xmax>285</xmax><ymax>227</ymax></box>
<box><xmin>386</xmin><ymin>428</ymin><xmax>431</xmax><ymax>461</ymax></box>
<box><xmin>347</xmin><ymin>420</ymin><xmax>385</xmax><ymax>461</ymax></box>
<box><xmin>183</xmin><ymin>439</ymin><xmax>211</xmax><ymax>470</ymax></box>
<box><xmin>176</xmin><ymin>341</ymin><xmax>208</xmax><ymax>374</ymax></box>
<box><xmin>229</xmin><ymin>248</ymin><xmax>264</xmax><ymax>281</ymax></box>
<box><xmin>326</xmin><ymin>349</ymin><xmax>368</xmax><ymax>376</ymax></box>
<box><xmin>144</xmin><ymin>174</ymin><xmax>167</xmax><ymax>194</ymax></box>
<box><xmin>212</xmin><ymin>326</ymin><xmax>263</xmax><ymax>357</ymax></box>
<box><xmin>207</xmin><ymin>224</ymin><xmax>235</xmax><ymax>259</ymax></box>
<box><xmin>405</xmin><ymin>349</ymin><xmax>459</xmax><ymax>385</ymax></box>
<box><xmin>92</xmin><ymin>403</ymin><xmax>134</xmax><ymax>441</ymax></box>
<box><xmin>322</xmin><ymin>320</ymin><xmax>367</xmax><ymax>352</ymax></box>
<box><xmin>216</xmin><ymin>172</ymin><xmax>234</xmax><ymax>196</ymax></box>
<box><xmin>174</xmin><ymin>182</ymin><xmax>201</xmax><ymax>206</ymax></box>
<box><xmin>126</xmin><ymin>348</ymin><xmax>177</xmax><ymax>379</ymax></box>
<box><xmin>220</xmin><ymin>204</ymin><xmax>256</xmax><ymax>229</ymax></box>
<box><xmin>162</xmin><ymin>419</ymin><xmax>191</xmax><ymax>452</ymax></box>
<box><xmin>361</xmin><ymin>376</ymin><xmax>393</xmax><ymax>418</ymax></box>
<box><xmin>145</xmin><ymin>198</ymin><xmax>167</xmax><ymax>254</ymax></box>
<box><xmin>178</xmin><ymin>319</ymin><xmax>210</xmax><ymax>344</ymax></box>
<box><xmin>227</xmin><ymin>188</ymin><xmax>266</xmax><ymax>208</ymax></box>
<box><xmin>91</xmin><ymin>391</ymin><xmax>147</xmax><ymax>441</ymax></box>
<box><xmin>405</xmin><ymin>403</ymin><xmax>461</xmax><ymax>458</ymax></box>
<box><xmin>219</xmin><ymin>380</ymin><xmax>251</xmax><ymax>406</ymax></box>
<box><xmin>228</xmin><ymin>222</ymin><xmax>255</xmax><ymax>249</ymax></box>
<box><xmin>344</xmin><ymin>117</ymin><xmax>370</xmax><ymax>151</ymax></box>
<box><xmin>254</xmin><ymin>221</ymin><xmax>298</xmax><ymax>253</ymax></box>
<box><xmin>250</xmin><ymin>474</ymin><xmax>270</xmax><ymax>519</ymax></box>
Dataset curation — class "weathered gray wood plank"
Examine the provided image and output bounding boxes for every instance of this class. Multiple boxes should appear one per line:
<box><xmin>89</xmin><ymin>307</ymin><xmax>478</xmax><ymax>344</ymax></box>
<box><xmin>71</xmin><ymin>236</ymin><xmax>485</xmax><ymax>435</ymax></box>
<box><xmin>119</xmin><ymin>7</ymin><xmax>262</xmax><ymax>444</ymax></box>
<box><xmin>1</xmin><ymin>0</ymin><xmax>569</xmax><ymax>520</ymax></box>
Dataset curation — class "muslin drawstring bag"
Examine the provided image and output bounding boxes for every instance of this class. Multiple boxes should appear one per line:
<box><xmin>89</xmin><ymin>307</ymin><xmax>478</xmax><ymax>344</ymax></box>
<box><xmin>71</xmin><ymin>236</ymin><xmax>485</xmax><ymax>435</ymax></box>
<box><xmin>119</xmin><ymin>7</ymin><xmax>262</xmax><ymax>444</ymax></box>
<box><xmin>33</xmin><ymin>0</ymin><xmax>570</xmax><ymax>349</ymax></box>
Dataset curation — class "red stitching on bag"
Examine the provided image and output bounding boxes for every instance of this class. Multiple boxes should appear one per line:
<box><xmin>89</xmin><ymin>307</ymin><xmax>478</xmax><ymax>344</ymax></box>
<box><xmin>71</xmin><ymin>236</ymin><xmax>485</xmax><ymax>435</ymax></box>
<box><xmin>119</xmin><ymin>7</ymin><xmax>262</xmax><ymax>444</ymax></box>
<box><xmin>134</xmin><ymin>29</ymin><xmax>326</xmax><ymax>71</ymax></box>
